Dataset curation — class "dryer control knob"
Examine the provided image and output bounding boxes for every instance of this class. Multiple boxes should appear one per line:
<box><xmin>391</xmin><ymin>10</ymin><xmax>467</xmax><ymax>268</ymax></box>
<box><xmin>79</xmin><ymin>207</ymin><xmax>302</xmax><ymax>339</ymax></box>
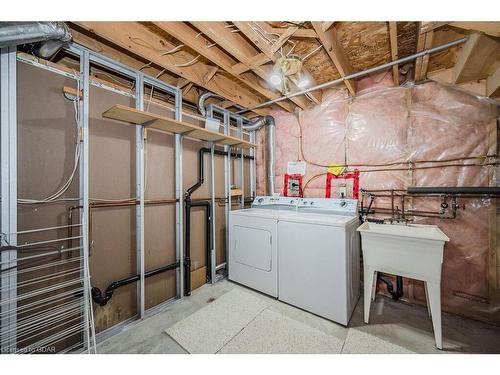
<box><xmin>258</xmin><ymin>198</ymin><xmax>264</xmax><ymax>204</ymax></box>
<box><xmin>340</xmin><ymin>201</ymin><xmax>347</xmax><ymax>207</ymax></box>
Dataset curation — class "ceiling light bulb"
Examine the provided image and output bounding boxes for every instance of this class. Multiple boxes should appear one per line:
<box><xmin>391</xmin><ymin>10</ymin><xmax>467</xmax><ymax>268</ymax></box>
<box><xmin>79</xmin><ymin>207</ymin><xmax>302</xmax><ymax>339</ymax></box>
<box><xmin>297</xmin><ymin>77</ymin><xmax>309</xmax><ymax>88</ymax></box>
<box><xmin>270</xmin><ymin>72</ymin><xmax>282</xmax><ymax>87</ymax></box>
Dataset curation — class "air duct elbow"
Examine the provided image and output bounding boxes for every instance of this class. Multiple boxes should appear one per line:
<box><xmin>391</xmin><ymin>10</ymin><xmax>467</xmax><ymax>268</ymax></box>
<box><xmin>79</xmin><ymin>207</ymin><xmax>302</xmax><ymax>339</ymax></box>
<box><xmin>198</xmin><ymin>91</ymin><xmax>224</xmax><ymax>117</ymax></box>
<box><xmin>0</xmin><ymin>22</ymin><xmax>72</xmax><ymax>59</ymax></box>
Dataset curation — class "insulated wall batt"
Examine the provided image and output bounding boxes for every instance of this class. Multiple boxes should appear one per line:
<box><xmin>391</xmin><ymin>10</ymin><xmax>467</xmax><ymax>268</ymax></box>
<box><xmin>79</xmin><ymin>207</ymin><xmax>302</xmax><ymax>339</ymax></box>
<box><xmin>257</xmin><ymin>76</ymin><xmax>499</xmax><ymax>324</ymax></box>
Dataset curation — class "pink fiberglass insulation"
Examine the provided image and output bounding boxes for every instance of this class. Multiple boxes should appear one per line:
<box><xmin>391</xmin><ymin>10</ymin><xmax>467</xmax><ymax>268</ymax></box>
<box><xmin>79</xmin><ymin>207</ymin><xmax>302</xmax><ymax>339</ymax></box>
<box><xmin>255</xmin><ymin>74</ymin><xmax>499</xmax><ymax>324</ymax></box>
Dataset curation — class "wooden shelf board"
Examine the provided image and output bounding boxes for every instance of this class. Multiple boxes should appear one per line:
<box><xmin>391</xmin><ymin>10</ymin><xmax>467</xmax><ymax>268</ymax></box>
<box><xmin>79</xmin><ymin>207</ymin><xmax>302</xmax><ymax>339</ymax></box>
<box><xmin>102</xmin><ymin>104</ymin><xmax>257</xmax><ymax>149</ymax></box>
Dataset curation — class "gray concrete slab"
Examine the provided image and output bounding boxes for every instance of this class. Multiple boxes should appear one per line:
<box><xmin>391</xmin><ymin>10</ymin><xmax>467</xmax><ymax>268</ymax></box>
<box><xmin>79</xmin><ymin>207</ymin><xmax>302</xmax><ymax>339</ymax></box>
<box><xmin>97</xmin><ymin>279</ymin><xmax>500</xmax><ymax>354</ymax></box>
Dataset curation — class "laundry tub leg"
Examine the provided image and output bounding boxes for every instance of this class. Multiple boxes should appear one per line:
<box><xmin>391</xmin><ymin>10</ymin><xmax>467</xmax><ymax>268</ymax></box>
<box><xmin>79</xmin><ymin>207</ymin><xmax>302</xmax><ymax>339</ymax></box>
<box><xmin>371</xmin><ymin>271</ymin><xmax>378</xmax><ymax>301</ymax></box>
<box><xmin>424</xmin><ymin>282</ymin><xmax>431</xmax><ymax>317</ymax></box>
<box><xmin>426</xmin><ymin>281</ymin><xmax>442</xmax><ymax>349</ymax></box>
<box><xmin>364</xmin><ymin>267</ymin><xmax>376</xmax><ymax>324</ymax></box>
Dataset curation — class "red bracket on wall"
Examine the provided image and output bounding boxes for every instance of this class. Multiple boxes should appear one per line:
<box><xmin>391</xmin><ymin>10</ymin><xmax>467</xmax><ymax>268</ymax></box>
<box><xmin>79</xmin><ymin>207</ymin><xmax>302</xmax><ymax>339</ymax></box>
<box><xmin>325</xmin><ymin>169</ymin><xmax>360</xmax><ymax>199</ymax></box>
<box><xmin>283</xmin><ymin>174</ymin><xmax>303</xmax><ymax>197</ymax></box>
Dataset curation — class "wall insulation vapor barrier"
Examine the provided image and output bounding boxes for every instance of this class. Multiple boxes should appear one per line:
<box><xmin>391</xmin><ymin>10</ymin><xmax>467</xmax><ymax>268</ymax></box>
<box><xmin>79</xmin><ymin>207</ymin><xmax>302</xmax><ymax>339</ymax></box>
<box><xmin>256</xmin><ymin>72</ymin><xmax>500</xmax><ymax>325</ymax></box>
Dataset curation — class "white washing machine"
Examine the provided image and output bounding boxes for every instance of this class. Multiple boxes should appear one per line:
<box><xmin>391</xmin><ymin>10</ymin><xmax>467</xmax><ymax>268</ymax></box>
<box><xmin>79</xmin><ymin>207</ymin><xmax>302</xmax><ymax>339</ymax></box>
<box><xmin>229</xmin><ymin>196</ymin><xmax>360</xmax><ymax>325</ymax></box>
<box><xmin>278</xmin><ymin>198</ymin><xmax>360</xmax><ymax>325</ymax></box>
<box><xmin>228</xmin><ymin>196</ymin><xmax>299</xmax><ymax>297</ymax></box>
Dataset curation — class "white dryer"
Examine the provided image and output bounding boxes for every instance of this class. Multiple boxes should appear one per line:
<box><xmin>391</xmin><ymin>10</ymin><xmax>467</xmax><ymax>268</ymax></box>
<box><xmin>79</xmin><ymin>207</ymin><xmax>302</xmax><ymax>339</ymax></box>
<box><xmin>228</xmin><ymin>197</ymin><xmax>299</xmax><ymax>297</ymax></box>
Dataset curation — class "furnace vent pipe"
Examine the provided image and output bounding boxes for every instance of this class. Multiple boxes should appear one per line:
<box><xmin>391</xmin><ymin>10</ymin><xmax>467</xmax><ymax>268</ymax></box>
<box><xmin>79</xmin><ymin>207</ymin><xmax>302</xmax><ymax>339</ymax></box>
<box><xmin>0</xmin><ymin>22</ymin><xmax>72</xmax><ymax>58</ymax></box>
<box><xmin>197</xmin><ymin>92</ymin><xmax>224</xmax><ymax>117</ymax></box>
<box><xmin>242</xmin><ymin>116</ymin><xmax>276</xmax><ymax>196</ymax></box>
<box><xmin>198</xmin><ymin>92</ymin><xmax>276</xmax><ymax>196</ymax></box>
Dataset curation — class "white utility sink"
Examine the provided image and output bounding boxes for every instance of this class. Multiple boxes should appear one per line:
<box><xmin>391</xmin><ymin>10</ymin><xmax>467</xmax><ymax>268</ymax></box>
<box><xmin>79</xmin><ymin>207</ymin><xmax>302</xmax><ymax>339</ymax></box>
<box><xmin>357</xmin><ymin>221</ymin><xmax>450</xmax><ymax>349</ymax></box>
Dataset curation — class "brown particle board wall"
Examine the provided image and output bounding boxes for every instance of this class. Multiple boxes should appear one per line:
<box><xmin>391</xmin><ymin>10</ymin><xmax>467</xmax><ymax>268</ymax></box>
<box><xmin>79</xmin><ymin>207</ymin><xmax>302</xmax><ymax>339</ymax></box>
<box><xmin>16</xmin><ymin>60</ymin><xmax>253</xmax><ymax>339</ymax></box>
<box><xmin>17</xmin><ymin>62</ymin><xmax>82</xmax><ymax>351</ymax></box>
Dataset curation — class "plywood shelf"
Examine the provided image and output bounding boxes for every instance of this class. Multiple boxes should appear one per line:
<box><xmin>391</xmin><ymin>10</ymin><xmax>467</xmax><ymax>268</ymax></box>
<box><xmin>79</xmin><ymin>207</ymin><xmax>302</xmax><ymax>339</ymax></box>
<box><xmin>102</xmin><ymin>104</ymin><xmax>257</xmax><ymax>149</ymax></box>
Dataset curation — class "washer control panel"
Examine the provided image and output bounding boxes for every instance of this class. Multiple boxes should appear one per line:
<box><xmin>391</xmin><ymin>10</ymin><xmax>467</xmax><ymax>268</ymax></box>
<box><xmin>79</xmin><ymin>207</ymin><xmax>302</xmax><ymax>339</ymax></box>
<box><xmin>252</xmin><ymin>196</ymin><xmax>358</xmax><ymax>214</ymax></box>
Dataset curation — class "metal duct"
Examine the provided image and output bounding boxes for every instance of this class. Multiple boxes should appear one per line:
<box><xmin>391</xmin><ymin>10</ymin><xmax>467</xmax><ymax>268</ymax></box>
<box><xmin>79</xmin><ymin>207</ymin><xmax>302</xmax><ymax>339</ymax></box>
<box><xmin>243</xmin><ymin>116</ymin><xmax>276</xmax><ymax>196</ymax></box>
<box><xmin>197</xmin><ymin>91</ymin><xmax>224</xmax><ymax>117</ymax></box>
<box><xmin>0</xmin><ymin>22</ymin><xmax>72</xmax><ymax>58</ymax></box>
<box><xmin>197</xmin><ymin>92</ymin><xmax>276</xmax><ymax>195</ymax></box>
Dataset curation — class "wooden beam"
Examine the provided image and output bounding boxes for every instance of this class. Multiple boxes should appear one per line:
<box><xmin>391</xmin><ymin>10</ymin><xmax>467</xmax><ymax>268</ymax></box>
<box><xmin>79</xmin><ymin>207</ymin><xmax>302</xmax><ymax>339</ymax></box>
<box><xmin>74</xmin><ymin>22</ymin><xmax>270</xmax><ymax>115</ymax></box>
<box><xmin>452</xmin><ymin>32</ymin><xmax>500</xmax><ymax>84</ymax></box>
<box><xmin>153</xmin><ymin>21</ymin><xmax>295</xmax><ymax>112</ymax></box>
<box><xmin>203</xmin><ymin>66</ymin><xmax>218</xmax><ymax>84</ymax></box>
<box><xmin>420</xmin><ymin>31</ymin><xmax>434</xmax><ymax>81</ymax></box>
<box><xmin>69</xmin><ymin>24</ymin><xmax>202</xmax><ymax>106</ymax></box>
<box><xmin>420</xmin><ymin>22</ymin><xmax>450</xmax><ymax>34</ymax></box>
<box><xmin>388</xmin><ymin>22</ymin><xmax>399</xmax><ymax>86</ymax></box>
<box><xmin>414</xmin><ymin>24</ymin><xmax>434</xmax><ymax>82</ymax></box>
<box><xmin>233</xmin><ymin>22</ymin><xmax>321</xmax><ymax>104</ymax></box>
<box><xmin>192</xmin><ymin>22</ymin><xmax>313</xmax><ymax>110</ymax></box>
<box><xmin>487</xmin><ymin>65</ymin><xmax>500</xmax><ymax>98</ymax></box>
<box><xmin>270</xmin><ymin>27</ymin><xmax>317</xmax><ymax>38</ymax></box>
<box><xmin>311</xmin><ymin>22</ymin><xmax>356</xmax><ymax>95</ymax></box>
<box><xmin>428</xmin><ymin>68</ymin><xmax>490</xmax><ymax>99</ymax></box>
<box><xmin>322</xmin><ymin>22</ymin><xmax>335</xmax><ymax>32</ymax></box>
<box><xmin>450</xmin><ymin>22</ymin><xmax>500</xmax><ymax>38</ymax></box>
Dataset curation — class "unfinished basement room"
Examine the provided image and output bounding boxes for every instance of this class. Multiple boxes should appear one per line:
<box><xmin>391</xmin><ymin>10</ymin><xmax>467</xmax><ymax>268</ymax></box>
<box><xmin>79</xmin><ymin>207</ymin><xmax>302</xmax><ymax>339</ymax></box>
<box><xmin>2</xmin><ymin>2</ymin><xmax>500</xmax><ymax>369</ymax></box>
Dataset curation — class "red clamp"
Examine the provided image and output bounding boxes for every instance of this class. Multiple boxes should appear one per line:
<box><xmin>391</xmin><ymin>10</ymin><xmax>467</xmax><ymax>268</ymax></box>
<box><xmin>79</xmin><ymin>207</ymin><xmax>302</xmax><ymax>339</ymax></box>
<box><xmin>325</xmin><ymin>169</ymin><xmax>360</xmax><ymax>199</ymax></box>
<box><xmin>283</xmin><ymin>174</ymin><xmax>303</xmax><ymax>197</ymax></box>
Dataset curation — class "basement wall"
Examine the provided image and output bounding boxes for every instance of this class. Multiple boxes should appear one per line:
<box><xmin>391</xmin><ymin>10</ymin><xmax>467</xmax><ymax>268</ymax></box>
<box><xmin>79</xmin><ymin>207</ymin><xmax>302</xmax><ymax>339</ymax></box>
<box><xmin>17</xmin><ymin>60</ymin><xmax>250</xmax><ymax>339</ymax></box>
<box><xmin>256</xmin><ymin>72</ymin><xmax>500</xmax><ymax>325</ymax></box>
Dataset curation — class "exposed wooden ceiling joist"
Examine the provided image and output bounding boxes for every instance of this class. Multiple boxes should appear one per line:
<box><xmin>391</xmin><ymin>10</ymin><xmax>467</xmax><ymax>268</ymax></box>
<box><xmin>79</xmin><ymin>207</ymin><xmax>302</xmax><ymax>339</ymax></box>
<box><xmin>419</xmin><ymin>22</ymin><xmax>450</xmax><ymax>34</ymax></box>
<box><xmin>449</xmin><ymin>22</ymin><xmax>500</xmax><ymax>38</ymax></box>
<box><xmin>233</xmin><ymin>21</ymin><xmax>321</xmax><ymax>104</ymax></box>
<box><xmin>191</xmin><ymin>22</ymin><xmax>314</xmax><ymax>110</ymax></box>
<box><xmin>153</xmin><ymin>21</ymin><xmax>296</xmax><ymax>113</ymax></box>
<box><xmin>452</xmin><ymin>32</ymin><xmax>500</xmax><ymax>84</ymax></box>
<box><xmin>322</xmin><ymin>22</ymin><xmax>335</xmax><ymax>32</ymax></box>
<box><xmin>414</xmin><ymin>23</ymin><xmax>435</xmax><ymax>82</ymax></box>
<box><xmin>428</xmin><ymin>67</ymin><xmax>500</xmax><ymax>103</ymax></box>
<box><xmin>270</xmin><ymin>27</ymin><xmax>317</xmax><ymax>38</ymax></box>
<box><xmin>388</xmin><ymin>22</ymin><xmax>399</xmax><ymax>86</ymax></box>
<box><xmin>311</xmin><ymin>22</ymin><xmax>356</xmax><ymax>95</ymax></box>
<box><xmin>74</xmin><ymin>22</ymin><xmax>271</xmax><ymax>116</ymax></box>
<box><xmin>69</xmin><ymin>25</ymin><xmax>201</xmax><ymax>106</ymax></box>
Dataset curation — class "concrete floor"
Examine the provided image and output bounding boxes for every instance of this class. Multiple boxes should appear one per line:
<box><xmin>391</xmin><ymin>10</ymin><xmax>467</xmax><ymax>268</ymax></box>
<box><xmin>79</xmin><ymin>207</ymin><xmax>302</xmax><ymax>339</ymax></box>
<box><xmin>97</xmin><ymin>279</ymin><xmax>500</xmax><ymax>354</ymax></box>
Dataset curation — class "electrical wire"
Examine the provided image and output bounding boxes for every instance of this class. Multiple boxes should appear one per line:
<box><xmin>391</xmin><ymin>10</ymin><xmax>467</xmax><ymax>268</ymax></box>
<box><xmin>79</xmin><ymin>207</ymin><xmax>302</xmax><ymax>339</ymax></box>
<box><xmin>18</xmin><ymin>81</ymin><xmax>81</xmax><ymax>204</ymax></box>
<box><xmin>301</xmin><ymin>45</ymin><xmax>323</xmax><ymax>62</ymax></box>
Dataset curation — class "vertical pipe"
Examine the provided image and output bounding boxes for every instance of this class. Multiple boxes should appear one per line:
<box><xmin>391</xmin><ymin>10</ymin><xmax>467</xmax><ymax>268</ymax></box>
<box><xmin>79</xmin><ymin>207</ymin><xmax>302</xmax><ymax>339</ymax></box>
<box><xmin>175</xmin><ymin>89</ymin><xmax>184</xmax><ymax>298</ymax></box>
<box><xmin>135</xmin><ymin>73</ymin><xmax>145</xmax><ymax>319</ymax></box>
<box><xmin>249</xmin><ymin>130</ymin><xmax>256</xmax><ymax>199</ymax></box>
<box><xmin>79</xmin><ymin>49</ymin><xmax>94</xmax><ymax>352</ymax></box>
<box><xmin>223</xmin><ymin>111</ymin><xmax>231</xmax><ymax>277</ymax></box>
<box><xmin>0</xmin><ymin>46</ymin><xmax>17</xmax><ymax>353</ymax></box>
<box><xmin>183</xmin><ymin>198</ymin><xmax>191</xmax><ymax>295</ymax></box>
<box><xmin>238</xmin><ymin>117</ymin><xmax>244</xmax><ymax>209</ymax></box>
<box><xmin>207</xmin><ymin>105</ymin><xmax>217</xmax><ymax>284</ymax></box>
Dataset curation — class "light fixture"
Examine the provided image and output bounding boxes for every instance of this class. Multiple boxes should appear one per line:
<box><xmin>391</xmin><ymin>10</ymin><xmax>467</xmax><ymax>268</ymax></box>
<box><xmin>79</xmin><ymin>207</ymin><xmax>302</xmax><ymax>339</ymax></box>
<box><xmin>270</xmin><ymin>71</ymin><xmax>282</xmax><ymax>86</ymax></box>
<box><xmin>268</xmin><ymin>56</ymin><xmax>313</xmax><ymax>94</ymax></box>
<box><xmin>296</xmin><ymin>70</ymin><xmax>310</xmax><ymax>89</ymax></box>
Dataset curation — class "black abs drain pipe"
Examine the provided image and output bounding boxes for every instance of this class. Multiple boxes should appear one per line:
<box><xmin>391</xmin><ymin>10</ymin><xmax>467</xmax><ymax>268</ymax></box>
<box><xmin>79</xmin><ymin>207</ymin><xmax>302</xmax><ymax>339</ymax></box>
<box><xmin>91</xmin><ymin>261</ymin><xmax>180</xmax><ymax>306</ymax></box>
<box><xmin>184</xmin><ymin>199</ymin><xmax>211</xmax><ymax>296</ymax></box>
<box><xmin>183</xmin><ymin>147</ymin><xmax>254</xmax><ymax>296</ymax></box>
<box><xmin>378</xmin><ymin>274</ymin><xmax>404</xmax><ymax>300</ymax></box>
